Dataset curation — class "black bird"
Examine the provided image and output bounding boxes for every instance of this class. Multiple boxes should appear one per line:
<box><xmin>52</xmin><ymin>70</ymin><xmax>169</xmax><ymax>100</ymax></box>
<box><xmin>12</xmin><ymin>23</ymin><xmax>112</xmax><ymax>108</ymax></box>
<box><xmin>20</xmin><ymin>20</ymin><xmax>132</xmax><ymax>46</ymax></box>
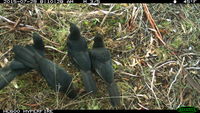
<box><xmin>89</xmin><ymin>34</ymin><xmax>121</xmax><ymax>107</ymax></box>
<box><xmin>13</xmin><ymin>46</ymin><xmax>77</xmax><ymax>99</ymax></box>
<box><xmin>0</xmin><ymin>64</ymin><xmax>29</xmax><ymax>90</ymax></box>
<box><xmin>66</xmin><ymin>23</ymin><xmax>97</xmax><ymax>93</ymax></box>
<box><xmin>0</xmin><ymin>33</ymin><xmax>45</xmax><ymax>90</ymax></box>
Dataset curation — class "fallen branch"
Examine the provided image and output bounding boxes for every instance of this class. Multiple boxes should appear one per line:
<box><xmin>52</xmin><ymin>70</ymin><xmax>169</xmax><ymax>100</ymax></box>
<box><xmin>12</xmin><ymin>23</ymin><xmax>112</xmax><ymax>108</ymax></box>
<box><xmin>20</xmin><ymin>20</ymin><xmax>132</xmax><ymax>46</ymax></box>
<box><xmin>142</xmin><ymin>4</ymin><xmax>166</xmax><ymax>45</ymax></box>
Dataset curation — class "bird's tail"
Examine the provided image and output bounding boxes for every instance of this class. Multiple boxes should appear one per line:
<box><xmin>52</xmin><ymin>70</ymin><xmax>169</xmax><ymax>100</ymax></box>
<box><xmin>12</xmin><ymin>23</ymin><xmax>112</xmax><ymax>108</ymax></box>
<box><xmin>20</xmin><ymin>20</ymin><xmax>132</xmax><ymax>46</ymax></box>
<box><xmin>32</xmin><ymin>32</ymin><xmax>45</xmax><ymax>56</ymax></box>
<box><xmin>0</xmin><ymin>65</ymin><xmax>28</xmax><ymax>90</ymax></box>
<box><xmin>12</xmin><ymin>45</ymin><xmax>39</xmax><ymax>70</ymax></box>
<box><xmin>80</xmin><ymin>70</ymin><xmax>97</xmax><ymax>93</ymax></box>
<box><xmin>107</xmin><ymin>82</ymin><xmax>121</xmax><ymax>107</ymax></box>
<box><xmin>9</xmin><ymin>60</ymin><xmax>27</xmax><ymax>70</ymax></box>
<box><xmin>0</xmin><ymin>66</ymin><xmax>15</xmax><ymax>90</ymax></box>
<box><xmin>66</xmin><ymin>84</ymin><xmax>78</xmax><ymax>99</ymax></box>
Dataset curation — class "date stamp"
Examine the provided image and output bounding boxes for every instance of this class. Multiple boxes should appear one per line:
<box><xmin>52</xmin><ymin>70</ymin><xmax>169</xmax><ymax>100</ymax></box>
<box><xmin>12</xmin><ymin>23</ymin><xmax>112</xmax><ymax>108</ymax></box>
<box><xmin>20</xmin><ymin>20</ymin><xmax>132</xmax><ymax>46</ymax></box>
<box><xmin>3</xmin><ymin>0</ymin><xmax>64</xmax><ymax>3</ymax></box>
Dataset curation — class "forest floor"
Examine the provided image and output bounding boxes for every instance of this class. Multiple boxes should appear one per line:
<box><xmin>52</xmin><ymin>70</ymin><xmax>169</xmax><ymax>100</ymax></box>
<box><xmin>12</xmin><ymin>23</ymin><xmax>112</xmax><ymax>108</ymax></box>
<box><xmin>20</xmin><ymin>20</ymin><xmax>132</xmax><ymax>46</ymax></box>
<box><xmin>0</xmin><ymin>4</ymin><xmax>200</xmax><ymax>110</ymax></box>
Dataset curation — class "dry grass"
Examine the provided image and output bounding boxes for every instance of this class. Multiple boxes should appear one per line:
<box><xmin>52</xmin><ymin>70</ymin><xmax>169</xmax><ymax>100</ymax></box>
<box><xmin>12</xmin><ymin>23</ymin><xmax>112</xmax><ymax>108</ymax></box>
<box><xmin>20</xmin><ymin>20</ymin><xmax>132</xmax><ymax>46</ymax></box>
<box><xmin>0</xmin><ymin>4</ymin><xmax>200</xmax><ymax>110</ymax></box>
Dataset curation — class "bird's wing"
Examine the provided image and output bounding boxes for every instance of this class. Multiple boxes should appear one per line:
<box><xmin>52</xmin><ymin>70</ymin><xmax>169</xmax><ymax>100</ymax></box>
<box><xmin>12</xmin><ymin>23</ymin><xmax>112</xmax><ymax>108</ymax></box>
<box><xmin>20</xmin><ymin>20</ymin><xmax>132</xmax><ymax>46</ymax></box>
<box><xmin>9</xmin><ymin>60</ymin><xmax>27</xmax><ymax>70</ymax></box>
<box><xmin>35</xmin><ymin>58</ymin><xmax>58</xmax><ymax>88</ymax></box>
<box><xmin>94</xmin><ymin>60</ymin><xmax>114</xmax><ymax>84</ymax></box>
<box><xmin>90</xmin><ymin>48</ymin><xmax>114</xmax><ymax>83</ymax></box>
<box><xmin>67</xmin><ymin>39</ymin><xmax>91</xmax><ymax>70</ymax></box>
<box><xmin>35</xmin><ymin>57</ymin><xmax>75</xmax><ymax>97</ymax></box>
<box><xmin>0</xmin><ymin>65</ymin><xmax>29</xmax><ymax>90</ymax></box>
<box><xmin>13</xmin><ymin>45</ymin><xmax>38</xmax><ymax>69</ymax></box>
<box><xmin>91</xmin><ymin>48</ymin><xmax>111</xmax><ymax>62</ymax></box>
<box><xmin>72</xmin><ymin>51</ymin><xmax>91</xmax><ymax>71</ymax></box>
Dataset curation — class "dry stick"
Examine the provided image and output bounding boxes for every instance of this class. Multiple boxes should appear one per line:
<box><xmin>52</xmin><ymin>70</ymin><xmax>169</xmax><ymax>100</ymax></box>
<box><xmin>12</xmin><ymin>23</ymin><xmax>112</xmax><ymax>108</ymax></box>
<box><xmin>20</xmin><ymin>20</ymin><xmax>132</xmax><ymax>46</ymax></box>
<box><xmin>177</xmin><ymin>88</ymin><xmax>185</xmax><ymax>108</ymax></box>
<box><xmin>142</xmin><ymin>4</ymin><xmax>166</xmax><ymax>45</ymax></box>
<box><xmin>13</xmin><ymin>18</ymin><xmax>21</xmax><ymax>29</ymax></box>
<box><xmin>0</xmin><ymin>15</ymin><xmax>37</xmax><ymax>31</ymax></box>
<box><xmin>167</xmin><ymin>57</ymin><xmax>185</xmax><ymax>97</ymax></box>
<box><xmin>27</xmin><ymin>32</ymin><xmax>60</xmax><ymax>46</ymax></box>
<box><xmin>154</xmin><ymin>61</ymin><xmax>177</xmax><ymax>70</ymax></box>
<box><xmin>59</xmin><ymin>54</ymin><xmax>67</xmax><ymax>64</ymax></box>
<box><xmin>40</xmin><ymin>35</ymin><xmax>60</xmax><ymax>46</ymax></box>
<box><xmin>186</xmin><ymin>67</ymin><xmax>200</xmax><ymax>70</ymax></box>
<box><xmin>120</xmin><ymin>71</ymin><xmax>137</xmax><ymax>77</ymax></box>
<box><xmin>0</xmin><ymin>30</ymin><xmax>12</xmax><ymax>36</ymax></box>
<box><xmin>0</xmin><ymin>18</ymin><xmax>21</xmax><ymax>36</ymax></box>
<box><xmin>100</xmin><ymin>4</ymin><xmax>115</xmax><ymax>27</ymax></box>
<box><xmin>150</xmin><ymin>69</ymin><xmax>161</xmax><ymax>108</ymax></box>
<box><xmin>128</xmin><ymin>101</ymin><xmax>134</xmax><ymax>109</ymax></box>
<box><xmin>0</xmin><ymin>15</ymin><xmax>37</xmax><ymax>36</ymax></box>
<box><xmin>0</xmin><ymin>48</ymin><xmax>12</xmax><ymax>60</ymax></box>
<box><xmin>138</xmin><ymin>103</ymin><xmax>149</xmax><ymax>110</ymax></box>
<box><xmin>45</xmin><ymin>46</ymin><xmax>66</xmax><ymax>54</ymax></box>
<box><xmin>180</xmin><ymin>52</ymin><xmax>200</xmax><ymax>57</ymax></box>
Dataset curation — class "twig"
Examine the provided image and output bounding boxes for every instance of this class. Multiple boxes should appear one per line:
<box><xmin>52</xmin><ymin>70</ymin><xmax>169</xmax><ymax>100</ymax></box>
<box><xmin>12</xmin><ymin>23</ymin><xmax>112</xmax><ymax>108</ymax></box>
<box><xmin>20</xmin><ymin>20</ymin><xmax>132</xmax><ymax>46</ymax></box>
<box><xmin>59</xmin><ymin>54</ymin><xmax>67</xmax><ymax>64</ymax></box>
<box><xmin>177</xmin><ymin>88</ymin><xmax>184</xmax><ymax>108</ymax></box>
<box><xmin>154</xmin><ymin>61</ymin><xmax>177</xmax><ymax>70</ymax></box>
<box><xmin>0</xmin><ymin>30</ymin><xmax>12</xmax><ymax>36</ymax></box>
<box><xmin>150</xmin><ymin>69</ymin><xmax>161</xmax><ymax>108</ymax></box>
<box><xmin>100</xmin><ymin>4</ymin><xmax>115</xmax><ymax>27</ymax></box>
<box><xmin>185</xmin><ymin>67</ymin><xmax>200</xmax><ymax>70</ymax></box>
<box><xmin>112</xmin><ymin>59</ymin><xmax>122</xmax><ymax>66</ymax></box>
<box><xmin>167</xmin><ymin>57</ymin><xmax>185</xmax><ymax>97</ymax></box>
<box><xmin>120</xmin><ymin>71</ymin><xmax>137</xmax><ymax>77</ymax></box>
<box><xmin>45</xmin><ymin>46</ymin><xmax>67</xmax><ymax>55</ymax></box>
<box><xmin>0</xmin><ymin>48</ymin><xmax>12</xmax><ymax>60</ymax></box>
<box><xmin>145</xmin><ymin>80</ymin><xmax>161</xmax><ymax>109</ymax></box>
<box><xmin>180</xmin><ymin>52</ymin><xmax>200</xmax><ymax>57</ymax></box>
<box><xmin>142</xmin><ymin>4</ymin><xmax>166</xmax><ymax>45</ymax></box>
<box><xmin>12</xmin><ymin>18</ymin><xmax>21</xmax><ymax>30</ymax></box>
<box><xmin>0</xmin><ymin>15</ymin><xmax>15</xmax><ymax>23</ymax></box>
<box><xmin>40</xmin><ymin>35</ymin><xmax>60</xmax><ymax>46</ymax></box>
<box><xmin>138</xmin><ymin>103</ymin><xmax>149</xmax><ymax>110</ymax></box>
<box><xmin>0</xmin><ymin>15</ymin><xmax>37</xmax><ymax>31</ymax></box>
<box><xmin>0</xmin><ymin>18</ymin><xmax>22</xmax><ymax>36</ymax></box>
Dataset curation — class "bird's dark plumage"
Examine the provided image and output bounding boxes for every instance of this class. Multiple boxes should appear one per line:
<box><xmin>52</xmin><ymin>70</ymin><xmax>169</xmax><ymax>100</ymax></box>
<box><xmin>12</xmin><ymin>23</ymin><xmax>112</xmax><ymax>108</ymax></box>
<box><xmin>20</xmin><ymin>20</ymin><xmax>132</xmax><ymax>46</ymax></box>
<box><xmin>66</xmin><ymin>23</ymin><xmax>97</xmax><ymax>93</ymax></box>
<box><xmin>32</xmin><ymin>32</ymin><xmax>45</xmax><ymax>56</ymax></box>
<box><xmin>0</xmin><ymin>66</ymin><xmax>29</xmax><ymax>90</ymax></box>
<box><xmin>34</xmin><ymin>54</ymin><xmax>77</xmax><ymax>98</ymax></box>
<box><xmin>13</xmin><ymin>46</ymin><xmax>77</xmax><ymax>98</ymax></box>
<box><xmin>89</xmin><ymin>34</ymin><xmax>121</xmax><ymax>107</ymax></box>
<box><xmin>0</xmin><ymin>33</ymin><xmax>45</xmax><ymax>90</ymax></box>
